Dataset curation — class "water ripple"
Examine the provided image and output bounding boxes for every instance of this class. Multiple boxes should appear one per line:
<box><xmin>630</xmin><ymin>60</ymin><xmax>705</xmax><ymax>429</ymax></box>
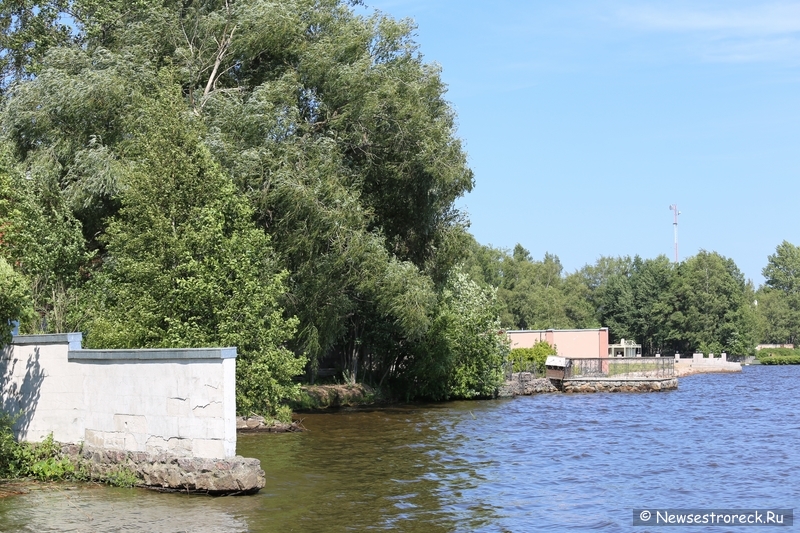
<box><xmin>2</xmin><ymin>366</ymin><xmax>798</xmax><ymax>532</ymax></box>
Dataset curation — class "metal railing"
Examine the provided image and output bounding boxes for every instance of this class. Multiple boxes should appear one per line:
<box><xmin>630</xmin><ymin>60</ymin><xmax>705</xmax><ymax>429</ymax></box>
<box><xmin>563</xmin><ymin>357</ymin><xmax>674</xmax><ymax>380</ymax></box>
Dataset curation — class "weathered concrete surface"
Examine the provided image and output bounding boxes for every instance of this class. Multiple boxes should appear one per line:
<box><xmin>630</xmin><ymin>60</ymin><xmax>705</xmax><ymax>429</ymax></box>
<box><xmin>562</xmin><ymin>378</ymin><xmax>677</xmax><ymax>393</ymax></box>
<box><xmin>62</xmin><ymin>444</ymin><xmax>265</xmax><ymax>495</ymax></box>
<box><xmin>3</xmin><ymin>334</ymin><xmax>237</xmax><ymax>458</ymax></box>
<box><xmin>498</xmin><ymin>374</ymin><xmax>559</xmax><ymax>397</ymax></box>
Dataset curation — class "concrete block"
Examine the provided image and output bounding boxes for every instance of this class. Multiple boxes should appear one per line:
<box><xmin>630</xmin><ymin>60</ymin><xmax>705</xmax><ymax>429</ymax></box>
<box><xmin>167</xmin><ymin>397</ymin><xmax>190</xmax><ymax>417</ymax></box>
<box><xmin>84</xmin><ymin>429</ymin><xmax>105</xmax><ymax>448</ymax></box>
<box><xmin>192</xmin><ymin>400</ymin><xmax>224</xmax><ymax>419</ymax></box>
<box><xmin>113</xmin><ymin>414</ymin><xmax>148</xmax><ymax>434</ymax></box>
<box><xmin>4</xmin><ymin>335</ymin><xmax>239</xmax><ymax>460</ymax></box>
<box><xmin>167</xmin><ymin>437</ymin><xmax>193</xmax><ymax>455</ymax></box>
<box><xmin>193</xmin><ymin>438</ymin><xmax>226</xmax><ymax>459</ymax></box>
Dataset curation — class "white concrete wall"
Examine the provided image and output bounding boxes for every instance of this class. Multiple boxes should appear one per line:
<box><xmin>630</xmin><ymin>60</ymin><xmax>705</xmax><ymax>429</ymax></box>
<box><xmin>1</xmin><ymin>334</ymin><xmax>237</xmax><ymax>459</ymax></box>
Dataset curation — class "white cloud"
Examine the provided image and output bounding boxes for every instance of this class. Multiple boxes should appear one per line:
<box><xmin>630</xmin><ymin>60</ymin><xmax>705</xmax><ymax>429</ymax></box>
<box><xmin>619</xmin><ymin>3</ymin><xmax>800</xmax><ymax>35</ymax></box>
<box><xmin>615</xmin><ymin>2</ymin><xmax>800</xmax><ymax>62</ymax></box>
<box><xmin>618</xmin><ymin>3</ymin><xmax>800</xmax><ymax>35</ymax></box>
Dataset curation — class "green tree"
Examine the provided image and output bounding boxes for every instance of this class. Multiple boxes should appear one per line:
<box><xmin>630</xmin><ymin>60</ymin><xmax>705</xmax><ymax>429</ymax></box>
<box><xmin>0</xmin><ymin>257</ymin><xmax>33</xmax><ymax>344</ymax></box>
<box><xmin>401</xmin><ymin>268</ymin><xmax>507</xmax><ymax>401</ymax></box>
<box><xmin>81</xmin><ymin>80</ymin><xmax>303</xmax><ymax>419</ymax></box>
<box><xmin>0</xmin><ymin>0</ymin><xmax>497</xmax><ymax>402</ymax></box>
<box><xmin>508</xmin><ymin>341</ymin><xmax>557</xmax><ymax>374</ymax></box>
<box><xmin>669</xmin><ymin>251</ymin><xmax>757</xmax><ymax>355</ymax></box>
<box><xmin>763</xmin><ymin>241</ymin><xmax>800</xmax><ymax>295</ymax></box>
<box><xmin>754</xmin><ymin>288</ymin><xmax>798</xmax><ymax>344</ymax></box>
<box><xmin>757</xmin><ymin>241</ymin><xmax>800</xmax><ymax>344</ymax></box>
<box><xmin>628</xmin><ymin>256</ymin><xmax>674</xmax><ymax>355</ymax></box>
<box><xmin>0</xmin><ymin>142</ymin><xmax>88</xmax><ymax>333</ymax></box>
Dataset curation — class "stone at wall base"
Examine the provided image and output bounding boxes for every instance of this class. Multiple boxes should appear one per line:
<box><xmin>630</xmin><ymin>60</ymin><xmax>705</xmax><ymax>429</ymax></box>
<box><xmin>561</xmin><ymin>378</ymin><xmax>678</xmax><ymax>393</ymax></box>
<box><xmin>498</xmin><ymin>374</ymin><xmax>560</xmax><ymax>397</ymax></box>
<box><xmin>498</xmin><ymin>375</ymin><xmax>678</xmax><ymax>396</ymax></box>
<box><xmin>61</xmin><ymin>445</ymin><xmax>265</xmax><ymax>495</ymax></box>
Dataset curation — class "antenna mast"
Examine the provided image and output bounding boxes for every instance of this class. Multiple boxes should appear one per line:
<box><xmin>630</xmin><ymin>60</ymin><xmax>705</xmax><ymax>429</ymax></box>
<box><xmin>669</xmin><ymin>204</ymin><xmax>681</xmax><ymax>264</ymax></box>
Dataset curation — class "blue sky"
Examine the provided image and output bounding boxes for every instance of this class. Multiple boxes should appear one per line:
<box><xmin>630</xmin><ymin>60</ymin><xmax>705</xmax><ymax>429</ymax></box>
<box><xmin>357</xmin><ymin>0</ymin><xmax>800</xmax><ymax>284</ymax></box>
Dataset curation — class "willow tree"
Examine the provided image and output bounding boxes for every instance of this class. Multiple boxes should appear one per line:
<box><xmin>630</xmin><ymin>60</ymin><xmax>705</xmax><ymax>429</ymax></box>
<box><xmin>1</xmin><ymin>0</ymin><xmax>487</xmax><ymax>394</ymax></box>
<box><xmin>78</xmin><ymin>76</ymin><xmax>304</xmax><ymax>419</ymax></box>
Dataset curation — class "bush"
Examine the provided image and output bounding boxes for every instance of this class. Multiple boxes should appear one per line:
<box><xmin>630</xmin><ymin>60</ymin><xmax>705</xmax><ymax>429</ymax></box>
<box><xmin>757</xmin><ymin>355</ymin><xmax>800</xmax><ymax>365</ymax></box>
<box><xmin>756</xmin><ymin>347</ymin><xmax>800</xmax><ymax>364</ymax></box>
<box><xmin>0</xmin><ymin>414</ymin><xmax>72</xmax><ymax>480</ymax></box>
<box><xmin>403</xmin><ymin>269</ymin><xmax>509</xmax><ymax>401</ymax></box>
<box><xmin>508</xmin><ymin>342</ymin><xmax>557</xmax><ymax>374</ymax></box>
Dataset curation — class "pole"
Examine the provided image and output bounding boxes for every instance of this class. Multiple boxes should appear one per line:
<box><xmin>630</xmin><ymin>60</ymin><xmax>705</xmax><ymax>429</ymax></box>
<box><xmin>669</xmin><ymin>204</ymin><xmax>680</xmax><ymax>264</ymax></box>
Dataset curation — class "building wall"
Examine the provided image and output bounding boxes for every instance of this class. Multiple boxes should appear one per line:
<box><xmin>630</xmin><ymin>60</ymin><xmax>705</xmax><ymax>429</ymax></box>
<box><xmin>507</xmin><ymin>328</ymin><xmax>609</xmax><ymax>359</ymax></box>
<box><xmin>1</xmin><ymin>334</ymin><xmax>236</xmax><ymax>459</ymax></box>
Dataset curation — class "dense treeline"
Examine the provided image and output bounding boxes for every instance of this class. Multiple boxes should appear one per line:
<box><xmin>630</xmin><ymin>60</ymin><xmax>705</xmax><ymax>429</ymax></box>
<box><xmin>465</xmin><ymin>237</ymin><xmax>800</xmax><ymax>357</ymax></box>
<box><xmin>0</xmin><ymin>0</ymin><xmax>506</xmax><ymax>418</ymax></box>
<box><xmin>0</xmin><ymin>1</ymin><xmax>798</xmax><ymax>419</ymax></box>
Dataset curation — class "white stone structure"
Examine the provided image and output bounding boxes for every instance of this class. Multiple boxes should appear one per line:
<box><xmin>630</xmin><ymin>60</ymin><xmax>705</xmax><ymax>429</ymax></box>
<box><xmin>673</xmin><ymin>351</ymin><xmax>742</xmax><ymax>376</ymax></box>
<box><xmin>1</xmin><ymin>334</ymin><xmax>236</xmax><ymax>459</ymax></box>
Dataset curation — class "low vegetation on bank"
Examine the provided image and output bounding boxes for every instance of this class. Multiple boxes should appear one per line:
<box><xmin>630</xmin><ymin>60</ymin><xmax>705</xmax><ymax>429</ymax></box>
<box><xmin>0</xmin><ymin>414</ymin><xmax>137</xmax><ymax>487</ymax></box>
<box><xmin>756</xmin><ymin>347</ymin><xmax>800</xmax><ymax>365</ymax></box>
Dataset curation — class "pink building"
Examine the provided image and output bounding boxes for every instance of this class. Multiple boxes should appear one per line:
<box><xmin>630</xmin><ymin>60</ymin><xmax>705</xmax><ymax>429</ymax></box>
<box><xmin>507</xmin><ymin>328</ymin><xmax>609</xmax><ymax>359</ymax></box>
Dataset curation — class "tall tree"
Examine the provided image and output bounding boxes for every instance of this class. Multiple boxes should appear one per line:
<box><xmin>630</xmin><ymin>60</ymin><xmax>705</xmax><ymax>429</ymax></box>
<box><xmin>669</xmin><ymin>250</ymin><xmax>757</xmax><ymax>354</ymax></box>
<box><xmin>757</xmin><ymin>241</ymin><xmax>800</xmax><ymax>344</ymax></box>
<box><xmin>80</xmin><ymin>79</ymin><xmax>303</xmax><ymax>419</ymax></box>
<box><xmin>0</xmin><ymin>0</ymin><xmax>486</xmax><ymax>397</ymax></box>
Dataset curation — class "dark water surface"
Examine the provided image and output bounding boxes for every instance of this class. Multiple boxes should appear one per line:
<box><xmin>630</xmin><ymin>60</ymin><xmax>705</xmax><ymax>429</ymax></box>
<box><xmin>1</xmin><ymin>365</ymin><xmax>798</xmax><ymax>532</ymax></box>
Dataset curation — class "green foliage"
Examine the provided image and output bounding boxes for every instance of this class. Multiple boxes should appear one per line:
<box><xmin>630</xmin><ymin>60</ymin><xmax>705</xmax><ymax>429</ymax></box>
<box><xmin>80</xmin><ymin>465</ymin><xmax>139</xmax><ymax>488</ymax></box>
<box><xmin>6</xmin><ymin>0</ymin><xmax>788</xmax><ymax>412</ymax></box>
<box><xmin>508</xmin><ymin>342</ymin><xmax>557</xmax><ymax>374</ymax></box>
<box><xmin>669</xmin><ymin>251</ymin><xmax>757</xmax><ymax>355</ymax></box>
<box><xmin>581</xmin><ymin>255</ymin><xmax>676</xmax><ymax>354</ymax></box>
<box><xmin>756</xmin><ymin>347</ymin><xmax>800</xmax><ymax>364</ymax></box>
<box><xmin>756</xmin><ymin>241</ymin><xmax>800</xmax><ymax>345</ymax></box>
<box><xmin>0</xmin><ymin>415</ymin><xmax>73</xmax><ymax>481</ymax></box>
<box><xmin>0</xmin><ymin>412</ymin><xmax>22</xmax><ymax>477</ymax></box>
<box><xmin>763</xmin><ymin>241</ymin><xmax>800</xmax><ymax>295</ymax></box>
<box><xmin>0</xmin><ymin>141</ymin><xmax>91</xmax><ymax>334</ymax></box>
<box><xmin>0</xmin><ymin>0</ymin><xmax>76</xmax><ymax>89</ymax></box>
<box><xmin>78</xmin><ymin>81</ymin><xmax>304</xmax><ymax>418</ymax></box>
<box><xmin>463</xmin><ymin>239</ymin><xmax>599</xmax><ymax>331</ymax></box>
<box><xmin>0</xmin><ymin>257</ymin><xmax>33</xmax><ymax>345</ymax></box>
<box><xmin>400</xmin><ymin>268</ymin><xmax>508</xmax><ymax>401</ymax></box>
<box><xmin>0</xmin><ymin>0</ymin><xmax>490</xmax><ymax>409</ymax></box>
<box><xmin>758</xmin><ymin>356</ymin><xmax>800</xmax><ymax>365</ymax></box>
<box><xmin>757</xmin><ymin>347</ymin><xmax>800</xmax><ymax>364</ymax></box>
<box><xmin>22</xmin><ymin>434</ymin><xmax>74</xmax><ymax>481</ymax></box>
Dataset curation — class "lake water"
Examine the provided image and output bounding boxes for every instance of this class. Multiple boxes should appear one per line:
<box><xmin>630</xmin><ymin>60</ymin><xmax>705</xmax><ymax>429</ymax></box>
<box><xmin>0</xmin><ymin>365</ymin><xmax>798</xmax><ymax>532</ymax></box>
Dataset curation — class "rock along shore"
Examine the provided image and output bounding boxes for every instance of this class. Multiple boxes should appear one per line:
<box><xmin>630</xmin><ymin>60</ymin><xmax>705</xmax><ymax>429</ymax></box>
<box><xmin>498</xmin><ymin>372</ymin><xmax>678</xmax><ymax>397</ymax></box>
<box><xmin>61</xmin><ymin>444</ymin><xmax>266</xmax><ymax>495</ymax></box>
<box><xmin>561</xmin><ymin>378</ymin><xmax>678</xmax><ymax>393</ymax></box>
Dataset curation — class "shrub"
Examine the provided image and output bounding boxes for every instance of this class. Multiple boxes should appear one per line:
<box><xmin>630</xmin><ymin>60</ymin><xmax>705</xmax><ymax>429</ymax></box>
<box><xmin>0</xmin><ymin>415</ymin><xmax>72</xmax><ymax>480</ymax></box>
<box><xmin>756</xmin><ymin>347</ymin><xmax>800</xmax><ymax>364</ymax></box>
<box><xmin>508</xmin><ymin>342</ymin><xmax>557</xmax><ymax>374</ymax></box>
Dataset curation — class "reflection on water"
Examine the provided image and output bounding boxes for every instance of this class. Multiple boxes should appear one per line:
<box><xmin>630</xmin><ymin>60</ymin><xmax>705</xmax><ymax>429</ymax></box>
<box><xmin>0</xmin><ymin>484</ymin><xmax>249</xmax><ymax>532</ymax></box>
<box><xmin>239</xmin><ymin>406</ymin><xmax>501</xmax><ymax>532</ymax></box>
<box><xmin>1</xmin><ymin>365</ymin><xmax>799</xmax><ymax>532</ymax></box>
